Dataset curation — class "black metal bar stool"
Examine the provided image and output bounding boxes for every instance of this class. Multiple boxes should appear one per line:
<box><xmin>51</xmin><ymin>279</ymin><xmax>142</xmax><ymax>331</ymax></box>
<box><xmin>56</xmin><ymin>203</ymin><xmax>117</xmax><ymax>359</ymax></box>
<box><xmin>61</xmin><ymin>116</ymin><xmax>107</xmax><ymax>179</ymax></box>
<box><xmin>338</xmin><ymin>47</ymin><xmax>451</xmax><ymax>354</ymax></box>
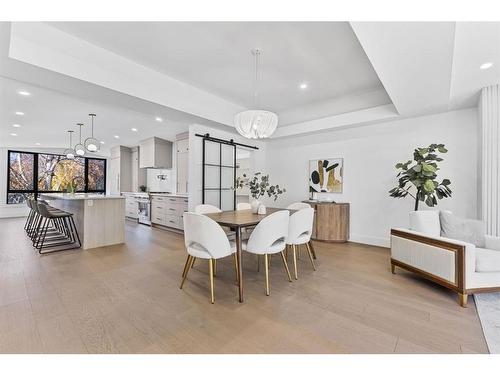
<box><xmin>32</xmin><ymin>201</ymin><xmax>81</xmax><ymax>254</ymax></box>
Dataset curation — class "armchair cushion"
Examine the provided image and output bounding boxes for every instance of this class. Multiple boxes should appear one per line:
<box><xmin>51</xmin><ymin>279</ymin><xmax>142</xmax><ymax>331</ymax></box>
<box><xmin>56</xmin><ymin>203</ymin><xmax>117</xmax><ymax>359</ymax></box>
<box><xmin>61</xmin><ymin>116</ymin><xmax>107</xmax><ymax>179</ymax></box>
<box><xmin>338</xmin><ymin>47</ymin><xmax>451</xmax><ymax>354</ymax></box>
<box><xmin>440</xmin><ymin>211</ymin><xmax>486</xmax><ymax>248</ymax></box>
<box><xmin>476</xmin><ymin>248</ymin><xmax>500</xmax><ymax>272</ymax></box>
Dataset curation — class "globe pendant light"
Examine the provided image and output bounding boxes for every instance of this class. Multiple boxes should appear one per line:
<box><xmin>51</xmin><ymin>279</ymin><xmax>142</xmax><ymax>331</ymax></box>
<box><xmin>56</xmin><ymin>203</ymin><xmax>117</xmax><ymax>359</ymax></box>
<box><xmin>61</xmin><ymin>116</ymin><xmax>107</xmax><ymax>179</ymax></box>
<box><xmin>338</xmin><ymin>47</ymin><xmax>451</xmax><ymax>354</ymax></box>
<box><xmin>74</xmin><ymin>123</ymin><xmax>85</xmax><ymax>156</ymax></box>
<box><xmin>234</xmin><ymin>49</ymin><xmax>278</xmax><ymax>139</ymax></box>
<box><xmin>64</xmin><ymin>130</ymin><xmax>76</xmax><ymax>159</ymax></box>
<box><xmin>84</xmin><ymin>113</ymin><xmax>100</xmax><ymax>152</ymax></box>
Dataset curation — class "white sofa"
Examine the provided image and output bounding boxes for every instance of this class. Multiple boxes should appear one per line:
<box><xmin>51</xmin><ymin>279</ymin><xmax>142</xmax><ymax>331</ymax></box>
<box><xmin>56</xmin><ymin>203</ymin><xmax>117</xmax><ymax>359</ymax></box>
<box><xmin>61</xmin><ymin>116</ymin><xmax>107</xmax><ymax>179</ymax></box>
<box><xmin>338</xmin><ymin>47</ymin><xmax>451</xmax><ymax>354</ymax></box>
<box><xmin>391</xmin><ymin>211</ymin><xmax>500</xmax><ymax>307</ymax></box>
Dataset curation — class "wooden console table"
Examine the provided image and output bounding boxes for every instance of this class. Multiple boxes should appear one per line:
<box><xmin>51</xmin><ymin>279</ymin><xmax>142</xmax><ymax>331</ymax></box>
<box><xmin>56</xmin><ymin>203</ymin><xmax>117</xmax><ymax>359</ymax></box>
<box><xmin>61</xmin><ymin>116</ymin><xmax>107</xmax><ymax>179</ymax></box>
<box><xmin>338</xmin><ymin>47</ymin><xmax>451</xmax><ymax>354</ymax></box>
<box><xmin>303</xmin><ymin>201</ymin><xmax>349</xmax><ymax>242</ymax></box>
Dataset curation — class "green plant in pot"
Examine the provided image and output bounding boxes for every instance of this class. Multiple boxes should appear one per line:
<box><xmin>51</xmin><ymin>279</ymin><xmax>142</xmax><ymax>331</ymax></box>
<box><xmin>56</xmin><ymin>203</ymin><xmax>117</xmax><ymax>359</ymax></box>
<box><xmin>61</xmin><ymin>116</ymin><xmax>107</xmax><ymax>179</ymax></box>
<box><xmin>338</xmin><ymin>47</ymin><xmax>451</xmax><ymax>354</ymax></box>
<box><xmin>65</xmin><ymin>177</ymin><xmax>82</xmax><ymax>194</ymax></box>
<box><xmin>236</xmin><ymin>172</ymin><xmax>286</xmax><ymax>212</ymax></box>
<box><xmin>389</xmin><ymin>143</ymin><xmax>452</xmax><ymax>210</ymax></box>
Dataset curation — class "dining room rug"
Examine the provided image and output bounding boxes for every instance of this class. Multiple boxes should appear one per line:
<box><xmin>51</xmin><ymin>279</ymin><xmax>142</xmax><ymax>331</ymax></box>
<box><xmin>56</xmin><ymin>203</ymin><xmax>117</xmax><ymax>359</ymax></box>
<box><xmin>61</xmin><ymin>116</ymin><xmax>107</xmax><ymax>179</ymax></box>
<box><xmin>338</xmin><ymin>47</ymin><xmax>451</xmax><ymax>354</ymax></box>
<box><xmin>474</xmin><ymin>293</ymin><xmax>500</xmax><ymax>354</ymax></box>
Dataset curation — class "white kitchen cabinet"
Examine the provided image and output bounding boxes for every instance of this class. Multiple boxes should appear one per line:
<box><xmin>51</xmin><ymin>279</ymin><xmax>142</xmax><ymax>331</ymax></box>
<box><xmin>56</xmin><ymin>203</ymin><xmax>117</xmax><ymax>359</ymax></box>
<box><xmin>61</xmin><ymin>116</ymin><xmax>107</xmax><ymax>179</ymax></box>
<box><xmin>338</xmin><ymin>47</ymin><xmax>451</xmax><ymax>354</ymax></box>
<box><xmin>109</xmin><ymin>146</ymin><xmax>132</xmax><ymax>194</ymax></box>
<box><xmin>150</xmin><ymin>195</ymin><xmax>188</xmax><ymax>230</ymax></box>
<box><xmin>139</xmin><ymin>137</ymin><xmax>173</xmax><ymax>168</ymax></box>
<box><xmin>176</xmin><ymin>137</ymin><xmax>189</xmax><ymax>195</ymax></box>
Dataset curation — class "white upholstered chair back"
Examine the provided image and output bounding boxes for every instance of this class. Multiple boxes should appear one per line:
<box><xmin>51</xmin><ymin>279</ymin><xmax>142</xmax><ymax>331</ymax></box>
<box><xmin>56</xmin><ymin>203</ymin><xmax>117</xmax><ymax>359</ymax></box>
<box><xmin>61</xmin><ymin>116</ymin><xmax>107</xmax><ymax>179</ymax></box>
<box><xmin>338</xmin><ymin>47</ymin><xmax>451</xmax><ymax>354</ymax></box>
<box><xmin>236</xmin><ymin>202</ymin><xmax>251</xmax><ymax>210</ymax></box>
<box><xmin>286</xmin><ymin>202</ymin><xmax>311</xmax><ymax>211</ymax></box>
<box><xmin>194</xmin><ymin>204</ymin><xmax>222</xmax><ymax>214</ymax></box>
<box><xmin>408</xmin><ymin>211</ymin><xmax>441</xmax><ymax>237</ymax></box>
<box><xmin>246</xmin><ymin>210</ymin><xmax>289</xmax><ymax>254</ymax></box>
<box><xmin>287</xmin><ymin>207</ymin><xmax>314</xmax><ymax>245</ymax></box>
<box><xmin>183</xmin><ymin>212</ymin><xmax>232</xmax><ymax>259</ymax></box>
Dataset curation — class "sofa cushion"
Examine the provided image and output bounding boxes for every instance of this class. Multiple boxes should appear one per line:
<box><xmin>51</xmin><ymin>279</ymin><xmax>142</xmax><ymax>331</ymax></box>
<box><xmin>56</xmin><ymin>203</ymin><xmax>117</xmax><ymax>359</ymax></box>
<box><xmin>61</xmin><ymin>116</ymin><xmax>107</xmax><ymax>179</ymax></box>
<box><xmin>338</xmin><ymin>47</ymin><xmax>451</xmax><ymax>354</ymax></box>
<box><xmin>440</xmin><ymin>211</ymin><xmax>486</xmax><ymax>247</ymax></box>
<box><xmin>476</xmin><ymin>248</ymin><xmax>500</xmax><ymax>272</ymax></box>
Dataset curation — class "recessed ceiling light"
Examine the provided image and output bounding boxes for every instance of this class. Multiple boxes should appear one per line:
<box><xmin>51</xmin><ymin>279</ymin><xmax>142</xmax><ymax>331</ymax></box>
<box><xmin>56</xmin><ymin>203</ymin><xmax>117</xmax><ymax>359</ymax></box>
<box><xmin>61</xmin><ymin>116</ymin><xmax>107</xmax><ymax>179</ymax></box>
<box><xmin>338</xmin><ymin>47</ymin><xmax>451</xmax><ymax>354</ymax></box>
<box><xmin>10</xmin><ymin>133</ymin><xmax>18</xmax><ymax>136</ymax></box>
<box><xmin>155</xmin><ymin>117</ymin><xmax>163</xmax><ymax>122</ymax></box>
<box><xmin>100</xmin><ymin>141</ymin><xmax>105</xmax><ymax>144</ymax></box>
<box><xmin>12</xmin><ymin>124</ymin><xmax>21</xmax><ymax>128</ymax></box>
<box><xmin>114</xmin><ymin>135</ymin><xmax>120</xmax><ymax>139</ymax></box>
<box><xmin>299</xmin><ymin>83</ymin><xmax>308</xmax><ymax>89</ymax></box>
<box><xmin>480</xmin><ymin>62</ymin><xmax>494</xmax><ymax>70</ymax></box>
<box><xmin>131</xmin><ymin>128</ymin><xmax>138</xmax><ymax>132</ymax></box>
<box><xmin>18</xmin><ymin>90</ymin><xmax>31</xmax><ymax>96</ymax></box>
<box><xmin>35</xmin><ymin>142</ymin><xmax>41</xmax><ymax>146</ymax></box>
<box><xmin>15</xmin><ymin>111</ymin><xmax>24</xmax><ymax>116</ymax></box>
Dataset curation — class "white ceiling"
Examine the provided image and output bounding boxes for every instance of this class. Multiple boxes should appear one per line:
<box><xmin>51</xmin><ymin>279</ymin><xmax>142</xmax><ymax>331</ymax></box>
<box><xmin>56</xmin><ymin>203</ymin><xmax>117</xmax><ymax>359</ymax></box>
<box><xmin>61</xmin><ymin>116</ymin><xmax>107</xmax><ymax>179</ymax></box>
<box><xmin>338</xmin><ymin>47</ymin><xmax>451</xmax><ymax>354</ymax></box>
<box><xmin>47</xmin><ymin>21</ymin><xmax>390</xmax><ymax>122</ymax></box>
<box><xmin>0</xmin><ymin>76</ymin><xmax>190</xmax><ymax>154</ymax></box>
<box><xmin>1</xmin><ymin>21</ymin><xmax>499</xmax><ymax>147</ymax></box>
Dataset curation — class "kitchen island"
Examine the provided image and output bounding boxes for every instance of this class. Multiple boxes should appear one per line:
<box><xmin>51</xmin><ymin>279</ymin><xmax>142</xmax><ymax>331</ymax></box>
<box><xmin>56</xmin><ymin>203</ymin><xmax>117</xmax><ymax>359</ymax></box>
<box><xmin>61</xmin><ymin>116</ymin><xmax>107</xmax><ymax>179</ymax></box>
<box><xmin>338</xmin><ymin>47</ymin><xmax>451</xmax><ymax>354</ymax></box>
<box><xmin>40</xmin><ymin>193</ymin><xmax>125</xmax><ymax>249</ymax></box>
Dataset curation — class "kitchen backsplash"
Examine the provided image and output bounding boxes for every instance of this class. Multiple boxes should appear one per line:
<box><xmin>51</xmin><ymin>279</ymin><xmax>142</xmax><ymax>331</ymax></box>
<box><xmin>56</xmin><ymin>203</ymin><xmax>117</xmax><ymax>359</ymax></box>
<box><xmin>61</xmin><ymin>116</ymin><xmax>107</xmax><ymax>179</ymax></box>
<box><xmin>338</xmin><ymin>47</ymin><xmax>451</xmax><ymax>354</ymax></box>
<box><xmin>147</xmin><ymin>169</ymin><xmax>172</xmax><ymax>192</ymax></box>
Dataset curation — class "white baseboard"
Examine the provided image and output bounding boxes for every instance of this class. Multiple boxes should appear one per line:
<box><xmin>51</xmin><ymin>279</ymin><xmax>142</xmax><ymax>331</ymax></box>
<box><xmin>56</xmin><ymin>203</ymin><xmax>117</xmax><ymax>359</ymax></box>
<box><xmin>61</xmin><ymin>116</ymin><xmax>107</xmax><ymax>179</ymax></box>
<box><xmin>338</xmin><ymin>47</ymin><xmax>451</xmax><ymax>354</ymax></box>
<box><xmin>349</xmin><ymin>233</ymin><xmax>390</xmax><ymax>248</ymax></box>
<box><xmin>0</xmin><ymin>205</ymin><xmax>29</xmax><ymax>218</ymax></box>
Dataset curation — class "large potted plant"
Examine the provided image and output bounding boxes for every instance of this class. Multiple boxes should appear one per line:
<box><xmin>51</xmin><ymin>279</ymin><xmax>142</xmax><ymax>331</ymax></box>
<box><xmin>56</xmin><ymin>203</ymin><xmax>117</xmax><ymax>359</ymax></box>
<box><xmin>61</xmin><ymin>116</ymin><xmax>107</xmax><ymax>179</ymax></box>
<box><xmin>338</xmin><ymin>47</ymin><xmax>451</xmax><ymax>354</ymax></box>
<box><xmin>236</xmin><ymin>172</ymin><xmax>286</xmax><ymax>212</ymax></box>
<box><xmin>389</xmin><ymin>143</ymin><xmax>452</xmax><ymax>210</ymax></box>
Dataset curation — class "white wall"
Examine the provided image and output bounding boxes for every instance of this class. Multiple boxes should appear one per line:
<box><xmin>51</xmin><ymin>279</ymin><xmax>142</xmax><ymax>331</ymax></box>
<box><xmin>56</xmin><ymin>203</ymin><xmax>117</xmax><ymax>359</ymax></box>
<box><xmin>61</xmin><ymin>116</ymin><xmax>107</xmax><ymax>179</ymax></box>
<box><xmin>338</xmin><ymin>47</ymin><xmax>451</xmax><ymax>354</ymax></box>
<box><xmin>265</xmin><ymin>108</ymin><xmax>479</xmax><ymax>247</ymax></box>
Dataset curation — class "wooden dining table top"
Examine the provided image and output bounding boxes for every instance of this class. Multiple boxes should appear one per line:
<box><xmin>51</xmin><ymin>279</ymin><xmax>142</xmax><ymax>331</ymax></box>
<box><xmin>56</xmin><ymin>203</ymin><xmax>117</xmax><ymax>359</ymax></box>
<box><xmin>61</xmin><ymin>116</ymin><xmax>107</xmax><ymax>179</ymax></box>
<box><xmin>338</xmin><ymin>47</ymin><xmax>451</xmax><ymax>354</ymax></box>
<box><xmin>205</xmin><ymin>207</ymin><xmax>293</xmax><ymax>227</ymax></box>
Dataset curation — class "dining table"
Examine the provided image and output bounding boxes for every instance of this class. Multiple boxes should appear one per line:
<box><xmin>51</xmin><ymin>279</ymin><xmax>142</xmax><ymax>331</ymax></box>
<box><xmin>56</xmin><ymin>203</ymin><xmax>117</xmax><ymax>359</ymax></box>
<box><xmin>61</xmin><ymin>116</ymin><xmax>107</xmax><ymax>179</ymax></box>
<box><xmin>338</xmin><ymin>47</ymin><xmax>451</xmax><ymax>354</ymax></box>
<box><xmin>205</xmin><ymin>207</ymin><xmax>293</xmax><ymax>303</ymax></box>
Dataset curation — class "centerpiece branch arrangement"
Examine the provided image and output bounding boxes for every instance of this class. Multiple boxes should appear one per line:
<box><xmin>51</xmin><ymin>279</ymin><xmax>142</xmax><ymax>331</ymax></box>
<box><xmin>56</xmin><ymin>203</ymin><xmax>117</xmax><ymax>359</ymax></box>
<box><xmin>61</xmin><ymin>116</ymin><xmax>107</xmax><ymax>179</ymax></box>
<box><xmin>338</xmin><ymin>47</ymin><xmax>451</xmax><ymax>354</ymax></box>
<box><xmin>389</xmin><ymin>143</ymin><xmax>452</xmax><ymax>210</ymax></box>
<box><xmin>236</xmin><ymin>172</ymin><xmax>286</xmax><ymax>212</ymax></box>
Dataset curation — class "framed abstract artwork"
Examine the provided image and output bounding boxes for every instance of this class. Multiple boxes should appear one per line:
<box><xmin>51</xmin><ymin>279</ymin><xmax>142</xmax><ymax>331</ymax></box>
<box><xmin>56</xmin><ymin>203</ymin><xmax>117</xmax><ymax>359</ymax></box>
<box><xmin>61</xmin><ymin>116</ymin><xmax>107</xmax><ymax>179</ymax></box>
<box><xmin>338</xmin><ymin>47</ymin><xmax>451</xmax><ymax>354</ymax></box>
<box><xmin>309</xmin><ymin>158</ymin><xmax>343</xmax><ymax>193</ymax></box>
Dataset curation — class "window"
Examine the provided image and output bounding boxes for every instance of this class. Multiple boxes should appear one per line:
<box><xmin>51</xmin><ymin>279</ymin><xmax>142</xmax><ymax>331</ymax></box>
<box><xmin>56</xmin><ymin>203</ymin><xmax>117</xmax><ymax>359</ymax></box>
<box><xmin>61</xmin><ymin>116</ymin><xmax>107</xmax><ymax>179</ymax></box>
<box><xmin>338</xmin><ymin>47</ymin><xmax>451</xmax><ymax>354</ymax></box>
<box><xmin>6</xmin><ymin>150</ymin><xmax>107</xmax><ymax>204</ymax></box>
<box><xmin>87</xmin><ymin>158</ymin><xmax>106</xmax><ymax>191</ymax></box>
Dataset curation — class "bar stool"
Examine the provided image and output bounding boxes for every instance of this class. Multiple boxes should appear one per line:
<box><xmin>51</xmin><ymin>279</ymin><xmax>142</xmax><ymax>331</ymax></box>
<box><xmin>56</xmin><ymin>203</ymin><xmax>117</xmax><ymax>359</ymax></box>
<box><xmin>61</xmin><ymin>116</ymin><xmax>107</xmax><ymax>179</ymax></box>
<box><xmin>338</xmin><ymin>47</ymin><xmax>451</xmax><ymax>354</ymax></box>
<box><xmin>32</xmin><ymin>201</ymin><xmax>81</xmax><ymax>254</ymax></box>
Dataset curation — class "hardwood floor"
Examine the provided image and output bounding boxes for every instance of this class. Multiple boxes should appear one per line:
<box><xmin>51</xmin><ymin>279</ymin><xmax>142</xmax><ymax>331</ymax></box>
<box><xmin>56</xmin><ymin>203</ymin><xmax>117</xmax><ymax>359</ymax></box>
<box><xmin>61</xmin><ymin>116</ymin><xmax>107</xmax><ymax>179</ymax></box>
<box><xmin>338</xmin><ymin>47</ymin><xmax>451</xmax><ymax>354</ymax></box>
<box><xmin>0</xmin><ymin>217</ymin><xmax>488</xmax><ymax>353</ymax></box>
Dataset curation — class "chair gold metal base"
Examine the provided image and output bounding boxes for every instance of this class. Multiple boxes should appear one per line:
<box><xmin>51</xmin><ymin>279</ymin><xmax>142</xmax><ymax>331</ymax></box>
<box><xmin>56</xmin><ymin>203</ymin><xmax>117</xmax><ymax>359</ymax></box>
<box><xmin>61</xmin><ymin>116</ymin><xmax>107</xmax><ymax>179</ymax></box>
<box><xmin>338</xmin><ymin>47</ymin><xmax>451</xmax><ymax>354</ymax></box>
<box><xmin>180</xmin><ymin>254</ymin><xmax>239</xmax><ymax>304</ymax></box>
<box><xmin>289</xmin><ymin>243</ymin><xmax>317</xmax><ymax>280</ymax></box>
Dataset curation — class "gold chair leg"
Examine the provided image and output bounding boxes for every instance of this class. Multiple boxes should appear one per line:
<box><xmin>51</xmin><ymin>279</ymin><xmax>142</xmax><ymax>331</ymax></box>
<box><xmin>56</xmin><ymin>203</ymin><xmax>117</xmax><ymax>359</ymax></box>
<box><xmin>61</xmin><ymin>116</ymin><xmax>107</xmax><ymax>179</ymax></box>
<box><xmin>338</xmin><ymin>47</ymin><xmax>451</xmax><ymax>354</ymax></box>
<box><xmin>257</xmin><ymin>254</ymin><xmax>260</xmax><ymax>272</ymax></box>
<box><xmin>280</xmin><ymin>251</ymin><xmax>292</xmax><ymax>282</ymax></box>
<box><xmin>292</xmin><ymin>245</ymin><xmax>298</xmax><ymax>280</ymax></box>
<box><xmin>180</xmin><ymin>256</ymin><xmax>195</xmax><ymax>289</ymax></box>
<box><xmin>309</xmin><ymin>240</ymin><xmax>317</xmax><ymax>260</ymax></box>
<box><xmin>209</xmin><ymin>259</ymin><xmax>215</xmax><ymax>304</ymax></box>
<box><xmin>285</xmin><ymin>245</ymin><xmax>289</xmax><ymax>260</ymax></box>
<box><xmin>264</xmin><ymin>254</ymin><xmax>270</xmax><ymax>296</ymax></box>
<box><xmin>191</xmin><ymin>257</ymin><xmax>196</xmax><ymax>269</ymax></box>
<box><xmin>305</xmin><ymin>243</ymin><xmax>316</xmax><ymax>271</ymax></box>
<box><xmin>213</xmin><ymin>259</ymin><xmax>217</xmax><ymax>277</ymax></box>
<box><xmin>181</xmin><ymin>255</ymin><xmax>191</xmax><ymax>278</ymax></box>
<box><xmin>233</xmin><ymin>253</ymin><xmax>239</xmax><ymax>284</ymax></box>
<box><xmin>458</xmin><ymin>293</ymin><xmax>468</xmax><ymax>308</ymax></box>
<box><xmin>391</xmin><ymin>263</ymin><xmax>396</xmax><ymax>274</ymax></box>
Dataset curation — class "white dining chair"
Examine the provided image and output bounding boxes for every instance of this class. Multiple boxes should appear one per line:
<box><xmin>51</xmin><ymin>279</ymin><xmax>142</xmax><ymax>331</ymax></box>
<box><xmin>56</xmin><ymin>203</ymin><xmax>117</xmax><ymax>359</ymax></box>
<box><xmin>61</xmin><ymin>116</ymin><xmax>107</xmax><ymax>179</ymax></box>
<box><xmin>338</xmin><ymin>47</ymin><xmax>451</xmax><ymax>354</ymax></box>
<box><xmin>181</xmin><ymin>212</ymin><xmax>238</xmax><ymax>303</ymax></box>
<box><xmin>243</xmin><ymin>210</ymin><xmax>292</xmax><ymax>295</ymax></box>
<box><xmin>236</xmin><ymin>202</ymin><xmax>252</xmax><ymax>210</ymax></box>
<box><xmin>193</xmin><ymin>204</ymin><xmax>235</xmax><ymax>271</ymax></box>
<box><xmin>286</xmin><ymin>202</ymin><xmax>311</xmax><ymax>210</ymax></box>
<box><xmin>286</xmin><ymin>207</ymin><xmax>316</xmax><ymax>279</ymax></box>
<box><xmin>286</xmin><ymin>202</ymin><xmax>317</xmax><ymax>260</ymax></box>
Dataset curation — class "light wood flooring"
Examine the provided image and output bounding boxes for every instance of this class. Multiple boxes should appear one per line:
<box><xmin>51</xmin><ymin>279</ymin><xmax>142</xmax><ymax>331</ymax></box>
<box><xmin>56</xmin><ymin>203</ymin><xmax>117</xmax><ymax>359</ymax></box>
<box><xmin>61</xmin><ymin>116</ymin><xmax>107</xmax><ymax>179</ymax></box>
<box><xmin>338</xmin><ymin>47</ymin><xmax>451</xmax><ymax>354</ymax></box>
<box><xmin>0</xmin><ymin>217</ymin><xmax>488</xmax><ymax>353</ymax></box>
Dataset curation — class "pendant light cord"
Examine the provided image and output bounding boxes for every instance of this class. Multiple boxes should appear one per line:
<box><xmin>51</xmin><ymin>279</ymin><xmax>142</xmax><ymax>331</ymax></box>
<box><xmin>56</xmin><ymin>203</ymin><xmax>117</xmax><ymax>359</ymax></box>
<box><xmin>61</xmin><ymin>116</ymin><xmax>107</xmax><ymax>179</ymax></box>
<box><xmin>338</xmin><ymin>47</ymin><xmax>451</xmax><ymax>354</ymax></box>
<box><xmin>253</xmin><ymin>49</ymin><xmax>261</xmax><ymax>108</ymax></box>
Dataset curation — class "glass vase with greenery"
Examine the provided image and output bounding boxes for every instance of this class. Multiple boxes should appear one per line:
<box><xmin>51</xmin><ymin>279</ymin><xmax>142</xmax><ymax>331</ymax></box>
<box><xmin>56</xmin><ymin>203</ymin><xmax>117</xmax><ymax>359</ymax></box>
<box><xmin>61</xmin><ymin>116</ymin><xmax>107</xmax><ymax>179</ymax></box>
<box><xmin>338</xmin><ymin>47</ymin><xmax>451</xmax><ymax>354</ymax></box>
<box><xmin>389</xmin><ymin>143</ymin><xmax>452</xmax><ymax>210</ymax></box>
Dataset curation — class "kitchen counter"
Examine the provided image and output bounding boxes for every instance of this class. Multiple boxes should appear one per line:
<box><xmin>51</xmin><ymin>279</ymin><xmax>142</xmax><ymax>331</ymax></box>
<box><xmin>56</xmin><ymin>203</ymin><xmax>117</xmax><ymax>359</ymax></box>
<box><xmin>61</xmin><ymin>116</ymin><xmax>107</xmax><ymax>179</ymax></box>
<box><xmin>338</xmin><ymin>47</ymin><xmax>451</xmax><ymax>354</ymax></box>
<box><xmin>149</xmin><ymin>193</ymin><xmax>188</xmax><ymax>198</ymax></box>
<box><xmin>40</xmin><ymin>193</ymin><xmax>124</xmax><ymax>200</ymax></box>
<box><xmin>40</xmin><ymin>193</ymin><xmax>125</xmax><ymax>249</ymax></box>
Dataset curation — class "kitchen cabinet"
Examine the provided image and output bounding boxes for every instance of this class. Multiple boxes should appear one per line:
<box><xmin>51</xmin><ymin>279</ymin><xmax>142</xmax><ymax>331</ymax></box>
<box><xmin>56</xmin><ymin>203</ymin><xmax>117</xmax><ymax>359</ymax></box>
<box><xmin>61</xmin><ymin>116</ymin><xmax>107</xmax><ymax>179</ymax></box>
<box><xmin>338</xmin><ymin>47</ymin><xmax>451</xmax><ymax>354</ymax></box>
<box><xmin>176</xmin><ymin>137</ymin><xmax>189</xmax><ymax>195</ymax></box>
<box><xmin>109</xmin><ymin>146</ymin><xmax>132</xmax><ymax>194</ymax></box>
<box><xmin>130</xmin><ymin>146</ymin><xmax>146</xmax><ymax>192</ymax></box>
<box><xmin>151</xmin><ymin>195</ymin><xmax>188</xmax><ymax>231</ymax></box>
<box><xmin>139</xmin><ymin>137</ymin><xmax>173</xmax><ymax>168</ymax></box>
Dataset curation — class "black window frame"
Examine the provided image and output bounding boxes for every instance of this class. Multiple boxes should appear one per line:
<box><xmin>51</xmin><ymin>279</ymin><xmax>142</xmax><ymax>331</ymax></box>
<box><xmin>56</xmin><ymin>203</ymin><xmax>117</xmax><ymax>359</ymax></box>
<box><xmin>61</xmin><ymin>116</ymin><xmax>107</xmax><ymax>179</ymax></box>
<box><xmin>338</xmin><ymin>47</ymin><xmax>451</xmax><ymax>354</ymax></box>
<box><xmin>6</xmin><ymin>149</ymin><xmax>107</xmax><ymax>204</ymax></box>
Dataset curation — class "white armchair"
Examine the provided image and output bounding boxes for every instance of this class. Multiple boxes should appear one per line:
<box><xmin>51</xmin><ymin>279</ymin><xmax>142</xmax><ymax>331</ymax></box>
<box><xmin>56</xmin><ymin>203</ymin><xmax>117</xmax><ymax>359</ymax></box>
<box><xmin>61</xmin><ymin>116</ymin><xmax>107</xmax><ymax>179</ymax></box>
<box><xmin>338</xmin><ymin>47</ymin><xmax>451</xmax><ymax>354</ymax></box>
<box><xmin>391</xmin><ymin>211</ymin><xmax>500</xmax><ymax>307</ymax></box>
